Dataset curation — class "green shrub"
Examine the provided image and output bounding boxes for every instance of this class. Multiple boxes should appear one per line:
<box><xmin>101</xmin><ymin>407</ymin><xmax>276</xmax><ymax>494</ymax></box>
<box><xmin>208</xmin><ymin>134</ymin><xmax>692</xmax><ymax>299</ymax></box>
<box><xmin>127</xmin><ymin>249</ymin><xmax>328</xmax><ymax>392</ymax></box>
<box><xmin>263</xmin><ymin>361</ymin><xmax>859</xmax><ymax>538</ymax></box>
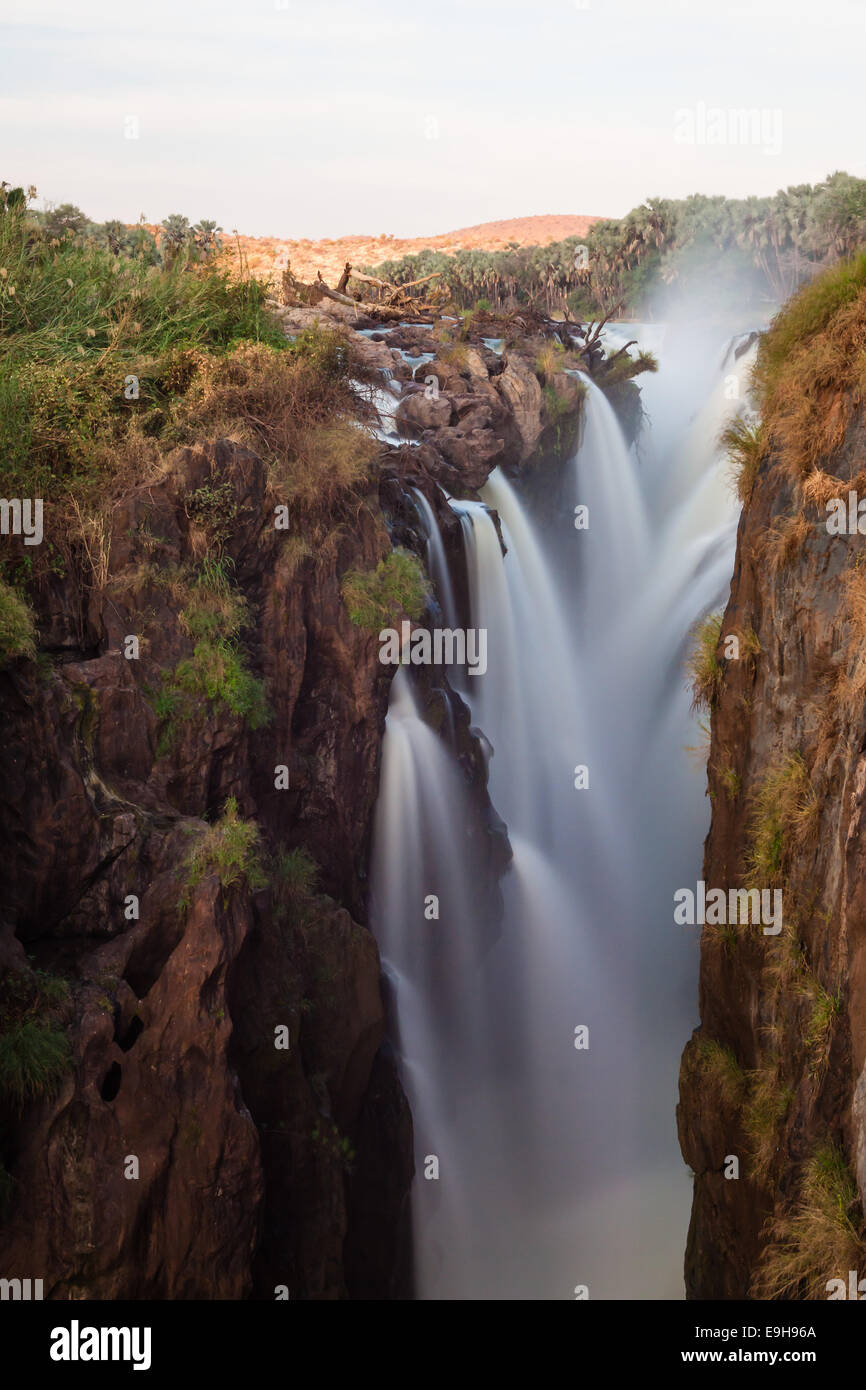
<box><xmin>150</xmin><ymin>558</ymin><xmax>269</xmax><ymax>738</ymax></box>
<box><xmin>0</xmin><ymin>191</ymin><xmax>288</xmax><ymax>505</ymax></box>
<box><xmin>0</xmin><ymin>579</ymin><xmax>36</xmax><ymax>662</ymax></box>
<box><xmin>276</xmin><ymin>847</ymin><xmax>318</xmax><ymax>897</ymax></box>
<box><xmin>803</xmin><ymin>979</ymin><xmax>842</xmax><ymax>1072</ymax></box>
<box><xmin>178</xmin><ymin>796</ymin><xmax>268</xmax><ymax>910</ymax></box>
<box><xmin>696</xmin><ymin>1036</ymin><xmax>746</xmax><ymax>1108</ymax></box>
<box><xmin>0</xmin><ymin>1019</ymin><xmax>71</xmax><ymax>1106</ymax></box>
<box><xmin>341</xmin><ymin>548</ymin><xmax>429</xmax><ymax>631</ymax></box>
<box><xmin>171</xmin><ymin>639</ymin><xmax>269</xmax><ymax>726</ymax></box>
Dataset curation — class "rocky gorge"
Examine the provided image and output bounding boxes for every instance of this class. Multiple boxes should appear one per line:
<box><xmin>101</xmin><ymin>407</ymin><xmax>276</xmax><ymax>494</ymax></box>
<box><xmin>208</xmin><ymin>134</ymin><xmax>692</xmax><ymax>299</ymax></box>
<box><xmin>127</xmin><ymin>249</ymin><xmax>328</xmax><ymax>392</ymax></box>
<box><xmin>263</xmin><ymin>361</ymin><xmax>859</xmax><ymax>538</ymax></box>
<box><xmin>0</xmin><ymin>294</ymin><xmax>634</xmax><ymax>1299</ymax></box>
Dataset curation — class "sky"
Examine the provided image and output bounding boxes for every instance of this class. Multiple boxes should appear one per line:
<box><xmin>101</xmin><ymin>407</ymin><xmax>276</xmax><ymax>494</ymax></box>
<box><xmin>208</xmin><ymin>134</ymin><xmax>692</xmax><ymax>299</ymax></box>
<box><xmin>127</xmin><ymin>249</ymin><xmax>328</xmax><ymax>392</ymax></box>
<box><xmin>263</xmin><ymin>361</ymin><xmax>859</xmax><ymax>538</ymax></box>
<box><xmin>2</xmin><ymin>0</ymin><xmax>866</xmax><ymax>238</ymax></box>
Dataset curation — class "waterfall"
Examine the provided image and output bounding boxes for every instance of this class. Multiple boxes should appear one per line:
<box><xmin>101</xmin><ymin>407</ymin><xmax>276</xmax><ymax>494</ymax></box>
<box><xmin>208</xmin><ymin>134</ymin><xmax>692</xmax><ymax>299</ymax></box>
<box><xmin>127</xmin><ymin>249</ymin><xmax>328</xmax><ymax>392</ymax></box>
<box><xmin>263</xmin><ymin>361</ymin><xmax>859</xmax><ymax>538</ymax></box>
<box><xmin>410</xmin><ymin>488</ymin><xmax>457</xmax><ymax>629</ymax></box>
<box><xmin>370</xmin><ymin>321</ymin><xmax>759</xmax><ymax>1299</ymax></box>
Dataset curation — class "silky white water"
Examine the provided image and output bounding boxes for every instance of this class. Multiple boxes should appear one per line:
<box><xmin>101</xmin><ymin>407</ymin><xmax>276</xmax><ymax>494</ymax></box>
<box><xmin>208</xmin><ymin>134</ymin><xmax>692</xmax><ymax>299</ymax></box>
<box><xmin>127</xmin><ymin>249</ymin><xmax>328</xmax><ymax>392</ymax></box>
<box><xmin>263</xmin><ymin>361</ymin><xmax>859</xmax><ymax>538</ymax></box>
<box><xmin>370</xmin><ymin>321</ymin><xmax>759</xmax><ymax>1299</ymax></box>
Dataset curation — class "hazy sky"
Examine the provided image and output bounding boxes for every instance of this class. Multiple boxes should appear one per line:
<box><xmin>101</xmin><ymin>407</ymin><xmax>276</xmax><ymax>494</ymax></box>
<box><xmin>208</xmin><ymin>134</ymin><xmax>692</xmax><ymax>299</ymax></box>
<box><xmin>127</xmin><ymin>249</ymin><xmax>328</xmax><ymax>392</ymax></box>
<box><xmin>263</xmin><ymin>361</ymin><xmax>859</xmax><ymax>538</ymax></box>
<box><xmin>3</xmin><ymin>0</ymin><xmax>866</xmax><ymax>237</ymax></box>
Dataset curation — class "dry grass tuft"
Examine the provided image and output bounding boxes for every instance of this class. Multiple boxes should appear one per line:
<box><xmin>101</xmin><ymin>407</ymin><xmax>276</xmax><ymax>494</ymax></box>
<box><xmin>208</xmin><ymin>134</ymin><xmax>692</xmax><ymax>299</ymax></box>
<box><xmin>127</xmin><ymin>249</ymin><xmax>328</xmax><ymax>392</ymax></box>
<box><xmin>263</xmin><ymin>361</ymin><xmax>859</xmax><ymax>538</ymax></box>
<box><xmin>746</xmin><ymin>752</ymin><xmax>819</xmax><ymax>888</ymax></box>
<box><xmin>742</xmin><ymin>1062</ymin><xmax>793</xmax><ymax>1187</ymax></box>
<box><xmin>752</xmin><ymin>1144</ymin><xmax>864</xmax><ymax>1298</ymax></box>
<box><xmin>721</xmin><ymin>414</ymin><xmax>766</xmax><ymax>502</ymax></box>
<box><xmin>754</xmin><ymin>252</ymin><xmax>866</xmax><ymax>481</ymax></box>
<box><xmin>764</xmin><ymin>512</ymin><xmax>812</xmax><ymax>574</ymax></box>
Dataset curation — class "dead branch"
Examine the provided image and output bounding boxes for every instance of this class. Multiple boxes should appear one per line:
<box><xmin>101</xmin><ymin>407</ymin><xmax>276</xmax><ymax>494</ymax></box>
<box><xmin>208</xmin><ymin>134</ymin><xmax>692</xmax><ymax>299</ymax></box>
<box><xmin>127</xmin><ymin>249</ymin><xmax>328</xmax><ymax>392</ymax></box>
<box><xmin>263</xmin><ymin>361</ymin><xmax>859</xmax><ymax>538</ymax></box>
<box><xmin>280</xmin><ymin>264</ymin><xmax>440</xmax><ymax>322</ymax></box>
<box><xmin>584</xmin><ymin>299</ymin><xmax>625</xmax><ymax>348</ymax></box>
<box><xmin>605</xmin><ymin>340</ymin><xmax>638</xmax><ymax>364</ymax></box>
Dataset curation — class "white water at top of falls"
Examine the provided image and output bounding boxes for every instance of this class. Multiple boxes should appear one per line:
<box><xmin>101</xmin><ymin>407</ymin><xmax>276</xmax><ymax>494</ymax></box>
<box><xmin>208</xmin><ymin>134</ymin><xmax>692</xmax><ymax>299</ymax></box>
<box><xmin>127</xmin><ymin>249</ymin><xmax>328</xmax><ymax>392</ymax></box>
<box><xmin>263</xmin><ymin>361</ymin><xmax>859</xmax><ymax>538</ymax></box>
<box><xmin>370</xmin><ymin>319</ymin><xmax>759</xmax><ymax>1299</ymax></box>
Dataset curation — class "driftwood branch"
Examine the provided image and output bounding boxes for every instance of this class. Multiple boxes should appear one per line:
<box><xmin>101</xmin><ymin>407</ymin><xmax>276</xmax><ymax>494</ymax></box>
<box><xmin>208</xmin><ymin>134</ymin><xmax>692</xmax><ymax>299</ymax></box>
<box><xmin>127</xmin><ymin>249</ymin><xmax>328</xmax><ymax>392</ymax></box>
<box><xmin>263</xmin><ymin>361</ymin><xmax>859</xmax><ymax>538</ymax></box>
<box><xmin>584</xmin><ymin>299</ymin><xmax>625</xmax><ymax>348</ymax></box>
<box><xmin>606</xmin><ymin>340</ymin><xmax>638</xmax><ymax>364</ymax></box>
<box><xmin>281</xmin><ymin>261</ymin><xmax>441</xmax><ymax>321</ymax></box>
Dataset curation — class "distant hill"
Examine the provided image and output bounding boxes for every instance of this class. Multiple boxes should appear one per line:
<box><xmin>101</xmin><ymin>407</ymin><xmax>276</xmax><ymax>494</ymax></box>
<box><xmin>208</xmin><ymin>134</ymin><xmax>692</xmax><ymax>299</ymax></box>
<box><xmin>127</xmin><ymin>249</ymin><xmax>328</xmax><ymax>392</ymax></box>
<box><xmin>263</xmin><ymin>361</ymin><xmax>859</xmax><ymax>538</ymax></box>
<box><xmin>229</xmin><ymin>214</ymin><xmax>603</xmax><ymax>285</ymax></box>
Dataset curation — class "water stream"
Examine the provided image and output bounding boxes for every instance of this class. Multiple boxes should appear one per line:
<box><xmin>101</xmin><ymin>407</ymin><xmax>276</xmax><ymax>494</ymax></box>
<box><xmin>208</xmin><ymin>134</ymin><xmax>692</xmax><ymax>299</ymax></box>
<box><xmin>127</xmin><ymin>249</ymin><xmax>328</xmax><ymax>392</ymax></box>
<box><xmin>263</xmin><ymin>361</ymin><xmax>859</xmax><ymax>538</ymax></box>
<box><xmin>370</xmin><ymin>321</ymin><xmax>759</xmax><ymax>1299</ymax></box>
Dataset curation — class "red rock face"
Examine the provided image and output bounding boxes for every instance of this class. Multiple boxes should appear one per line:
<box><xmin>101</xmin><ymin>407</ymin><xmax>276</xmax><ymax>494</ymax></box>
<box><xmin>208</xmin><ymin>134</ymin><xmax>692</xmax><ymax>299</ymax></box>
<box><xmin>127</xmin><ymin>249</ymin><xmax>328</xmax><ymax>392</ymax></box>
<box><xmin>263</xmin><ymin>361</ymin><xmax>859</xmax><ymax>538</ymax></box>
<box><xmin>0</xmin><ymin>309</ymin><xmax>588</xmax><ymax>1300</ymax></box>
<box><xmin>0</xmin><ymin>439</ymin><xmax>411</xmax><ymax>1299</ymax></box>
<box><xmin>678</xmin><ymin>405</ymin><xmax>866</xmax><ymax>1299</ymax></box>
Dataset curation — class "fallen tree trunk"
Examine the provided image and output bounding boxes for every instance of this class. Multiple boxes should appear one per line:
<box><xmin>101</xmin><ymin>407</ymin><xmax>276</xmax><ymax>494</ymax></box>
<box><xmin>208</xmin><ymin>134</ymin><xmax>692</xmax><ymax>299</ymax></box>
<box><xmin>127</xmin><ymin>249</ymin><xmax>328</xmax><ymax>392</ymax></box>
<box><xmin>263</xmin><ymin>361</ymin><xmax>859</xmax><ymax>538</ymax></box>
<box><xmin>280</xmin><ymin>261</ymin><xmax>442</xmax><ymax>321</ymax></box>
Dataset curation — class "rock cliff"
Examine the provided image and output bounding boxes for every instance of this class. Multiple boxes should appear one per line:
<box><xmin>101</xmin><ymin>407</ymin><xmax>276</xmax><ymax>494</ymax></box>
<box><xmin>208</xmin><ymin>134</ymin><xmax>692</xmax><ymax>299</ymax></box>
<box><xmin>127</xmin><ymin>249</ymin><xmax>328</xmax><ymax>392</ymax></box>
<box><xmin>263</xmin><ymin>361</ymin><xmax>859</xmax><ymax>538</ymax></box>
<box><xmin>0</xmin><ymin>301</ymin><xmax>603</xmax><ymax>1298</ymax></box>
<box><xmin>678</xmin><ymin>262</ymin><xmax>866</xmax><ymax>1299</ymax></box>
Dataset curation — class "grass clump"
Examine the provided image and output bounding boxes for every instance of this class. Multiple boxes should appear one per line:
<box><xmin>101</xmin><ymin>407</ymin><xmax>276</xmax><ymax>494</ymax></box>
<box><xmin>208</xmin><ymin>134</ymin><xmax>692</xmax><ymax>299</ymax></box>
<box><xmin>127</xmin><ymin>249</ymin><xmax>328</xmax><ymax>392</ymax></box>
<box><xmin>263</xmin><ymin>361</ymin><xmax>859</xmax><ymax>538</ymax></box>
<box><xmin>802</xmin><ymin>977</ymin><xmax>842</xmax><ymax>1073</ymax></box>
<box><xmin>0</xmin><ymin>1020</ymin><xmax>71</xmax><ymax>1107</ymax></box>
<box><xmin>715</xmin><ymin>764</ymin><xmax>742</xmax><ymax>801</ymax></box>
<box><xmin>171</xmin><ymin>337</ymin><xmax>378</xmax><ymax>512</ymax></box>
<box><xmin>0</xmin><ymin>193</ymin><xmax>379</xmax><ymax>616</ymax></box>
<box><xmin>835</xmin><ymin>565</ymin><xmax>866</xmax><ymax>715</ymax></box>
<box><xmin>687</xmin><ymin>610</ymin><xmax>725</xmax><ymax>711</ymax></box>
<box><xmin>276</xmin><ymin>847</ymin><xmax>319</xmax><ymax>897</ymax></box>
<box><xmin>743</xmin><ymin>1062</ymin><xmax>793</xmax><ymax>1186</ymax></box>
<box><xmin>753</xmin><ymin>1143</ymin><xmax>864</xmax><ymax>1298</ymax></box>
<box><xmin>752</xmin><ymin>251</ymin><xmax>866</xmax><ymax>480</ymax></box>
<box><xmin>273</xmin><ymin>846</ymin><xmax>319</xmax><ymax>926</ymax></box>
<box><xmin>720</xmin><ymin>414</ymin><xmax>766</xmax><ymax>502</ymax></box>
<box><xmin>695</xmin><ymin>1036</ymin><xmax>746</xmax><ymax>1108</ymax></box>
<box><xmin>341</xmin><ymin>547</ymin><xmax>429</xmax><ymax>631</ymax></box>
<box><xmin>0</xmin><ymin>578</ymin><xmax>37</xmax><ymax>663</ymax></box>
<box><xmin>0</xmin><ymin>196</ymin><xmax>287</xmax><ymax>505</ymax></box>
<box><xmin>746</xmin><ymin>752</ymin><xmax>819</xmax><ymax>887</ymax></box>
<box><xmin>535</xmin><ymin>341</ymin><xmax>566</xmax><ymax>382</ymax></box>
<box><xmin>766</xmin><ymin>511</ymin><xmax>812</xmax><ymax>573</ymax></box>
<box><xmin>0</xmin><ymin>969</ymin><xmax>73</xmax><ymax>1109</ymax></box>
<box><xmin>151</xmin><ymin>557</ymin><xmax>270</xmax><ymax>746</ymax></box>
<box><xmin>178</xmin><ymin>796</ymin><xmax>268</xmax><ymax>910</ymax></box>
<box><xmin>753</xmin><ymin>250</ymin><xmax>866</xmax><ymax>406</ymax></box>
<box><xmin>172</xmin><ymin>640</ymin><xmax>270</xmax><ymax>727</ymax></box>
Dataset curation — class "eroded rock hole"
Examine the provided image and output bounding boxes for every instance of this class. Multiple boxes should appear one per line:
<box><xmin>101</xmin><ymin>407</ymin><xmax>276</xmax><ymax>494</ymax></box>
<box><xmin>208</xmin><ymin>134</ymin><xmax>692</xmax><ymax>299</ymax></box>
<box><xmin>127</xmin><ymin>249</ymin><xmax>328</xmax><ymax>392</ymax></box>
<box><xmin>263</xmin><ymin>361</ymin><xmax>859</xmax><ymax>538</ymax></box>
<box><xmin>100</xmin><ymin>1062</ymin><xmax>122</xmax><ymax>1102</ymax></box>
<box><xmin>115</xmin><ymin>1015</ymin><xmax>144</xmax><ymax>1052</ymax></box>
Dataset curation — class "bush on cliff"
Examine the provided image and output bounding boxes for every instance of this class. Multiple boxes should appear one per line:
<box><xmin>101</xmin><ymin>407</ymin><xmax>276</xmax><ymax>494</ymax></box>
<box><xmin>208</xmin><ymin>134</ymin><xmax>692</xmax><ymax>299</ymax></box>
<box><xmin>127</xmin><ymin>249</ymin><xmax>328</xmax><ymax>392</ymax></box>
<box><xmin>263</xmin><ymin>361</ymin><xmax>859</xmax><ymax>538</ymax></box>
<box><xmin>0</xmin><ymin>579</ymin><xmax>37</xmax><ymax>663</ymax></box>
<box><xmin>150</xmin><ymin>558</ymin><xmax>270</xmax><ymax>748</ymax></box>
<box><xmin>178</xmin><ymin>796</ymin><xmax>268</xmax><ymax>911</ymax></box>
<box><xmin>0</xmin><ymin>189</ymin><xmax>378</xmax><ymax>613</ymax></box>
<box><xmin>341</xmin><ymin>548</ymin><xmax>429</xmax><ymax>632</ymax></box>
<box><xmin>0</xmin><ymin>1020</ymin><xmax>71</xmax><ymax>1107</ymax></box>
<box><xmin>0</xmin><ymin>969</ymin><xmax>72</xmax><ymax>1107</ymax></box>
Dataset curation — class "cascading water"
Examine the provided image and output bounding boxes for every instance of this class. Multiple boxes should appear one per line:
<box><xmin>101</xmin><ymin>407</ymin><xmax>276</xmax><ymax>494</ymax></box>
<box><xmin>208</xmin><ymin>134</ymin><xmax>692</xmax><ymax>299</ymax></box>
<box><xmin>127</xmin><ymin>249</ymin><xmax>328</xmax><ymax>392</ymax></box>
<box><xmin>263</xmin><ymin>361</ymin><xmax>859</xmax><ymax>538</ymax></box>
<box><xmin>371</xmin><ymin>321</ymin><xmax>760</xmax><ymax>1299</ymax></box>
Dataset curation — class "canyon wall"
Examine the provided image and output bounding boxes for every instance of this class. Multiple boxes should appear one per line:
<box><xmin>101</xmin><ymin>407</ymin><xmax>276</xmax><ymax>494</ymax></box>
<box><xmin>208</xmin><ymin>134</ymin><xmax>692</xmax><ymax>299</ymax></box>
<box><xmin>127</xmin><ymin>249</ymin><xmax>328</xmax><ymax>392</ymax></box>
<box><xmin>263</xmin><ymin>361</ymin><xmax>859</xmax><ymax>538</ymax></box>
<box><xmin>0</xmin><ymin>305</ymin><xmax>591</xmax><ymax>1299</ymax></box>
<box><xmin>679</xmin><ymin>276</ymin><xmax>866</xmax><ymax>1298</ymax></box>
